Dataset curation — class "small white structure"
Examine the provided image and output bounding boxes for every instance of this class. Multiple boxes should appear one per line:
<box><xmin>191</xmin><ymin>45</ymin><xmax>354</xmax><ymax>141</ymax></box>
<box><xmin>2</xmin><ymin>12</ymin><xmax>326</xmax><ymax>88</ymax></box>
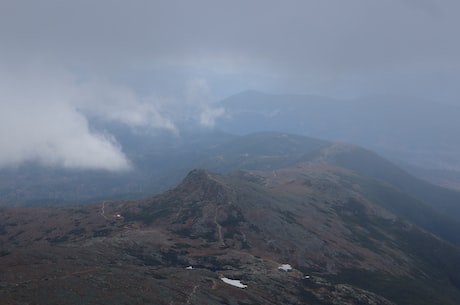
<box><xmin>221</xmin><ymin>277</ymin><xmax>247</xmax><ymax>288</ymax></box>
<box><xmin>185</xmin><ymin>266</ymin><xmax>193</xmax><ymax>270</ymax></box>
<box><xmin>278</xmin><ymin>264</ymin><xmax>292</xmax><ymax>272</ymax></box>
<box><xmin>305</xmin><ymin>275</ymin><xmax>310</xmax><ymax>279</ymax></box>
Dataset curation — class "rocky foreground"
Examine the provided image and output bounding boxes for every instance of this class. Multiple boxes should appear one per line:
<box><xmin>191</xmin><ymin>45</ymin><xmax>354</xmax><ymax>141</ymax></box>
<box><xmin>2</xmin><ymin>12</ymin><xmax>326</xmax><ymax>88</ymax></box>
<box><xmin>1</xmin><ymin>164</ymin><xmax>460</xmax><ymax>304</ymax></box>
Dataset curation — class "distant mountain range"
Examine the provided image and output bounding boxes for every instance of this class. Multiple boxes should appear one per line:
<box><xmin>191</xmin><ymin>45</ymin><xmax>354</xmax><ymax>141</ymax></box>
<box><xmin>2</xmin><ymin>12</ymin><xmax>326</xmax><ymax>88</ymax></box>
<box><xmin>2</xmin><ymin>131</ymin><xmax>460</xmax><ymax>224</ymax></box>
<box><xmin>2</xmin><ymin>159</ymin><xmax>460</xmax><ymax>304</ymax></box>
<box><xmin>215</xmin><ymin>90</ymin><xmax>460</xmax><ymax>171</ymax></box>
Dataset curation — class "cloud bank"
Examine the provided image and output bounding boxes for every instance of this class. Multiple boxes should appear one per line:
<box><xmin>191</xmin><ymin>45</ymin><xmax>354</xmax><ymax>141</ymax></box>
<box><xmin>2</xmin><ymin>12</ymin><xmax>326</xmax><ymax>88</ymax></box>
<box><xmin>0</xmin><ymin>64</ymin><xmax>132</xmax><ymax>171</ymax></box>
<box><xmin>0</xmin><ymin>61</ymin><xmax>223</xmax><ymax>170</ymax></box>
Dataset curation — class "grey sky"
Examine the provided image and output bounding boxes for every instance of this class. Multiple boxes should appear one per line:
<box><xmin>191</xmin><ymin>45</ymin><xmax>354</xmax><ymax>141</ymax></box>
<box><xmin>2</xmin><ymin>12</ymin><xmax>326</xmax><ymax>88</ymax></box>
<box><xmin>1</xmin><ymin>0</ymin><xmax>459</xmax><ymax>170</ymax></box>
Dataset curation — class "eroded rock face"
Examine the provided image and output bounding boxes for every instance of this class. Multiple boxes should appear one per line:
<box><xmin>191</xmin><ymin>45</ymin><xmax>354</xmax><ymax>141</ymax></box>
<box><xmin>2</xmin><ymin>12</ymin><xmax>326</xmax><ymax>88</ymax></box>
<box><xmin>1</xmin><ymin>166</ymin><xmax>460</xmax><ymax>304</ymax></box>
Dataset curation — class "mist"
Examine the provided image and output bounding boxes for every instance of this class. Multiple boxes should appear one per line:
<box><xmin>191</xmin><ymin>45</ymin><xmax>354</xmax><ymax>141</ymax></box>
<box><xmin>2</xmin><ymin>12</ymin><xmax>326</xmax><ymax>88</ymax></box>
<box><xmin>1</xmin><ymin>0</ymin><xmax>460</xmax><ymax>170</ymax></box>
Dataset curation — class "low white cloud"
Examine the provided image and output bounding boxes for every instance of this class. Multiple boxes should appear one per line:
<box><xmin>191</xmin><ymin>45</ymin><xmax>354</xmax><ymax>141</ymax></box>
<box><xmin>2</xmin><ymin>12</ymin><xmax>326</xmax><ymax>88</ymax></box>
<box><xmin>0</xmin><ymin>62</ymin><xmax>230</xmax><ymax>171</ymax></box>
<box><xmin>0</xmin><ymin>63</ymin><xmax>132</xmax><ymax>171</ymax></box>
<box><xmin>199</xmin><ymin>106</ymin><xmax>225</xmax><ymax>127</ymax></box>
<box><xmin>0</xmin><ymin>61</ymin><xmax>227</xmax><ymax>170</ymax></box>
<box><xmin>75</xmin><ymin>78</ymin><xmax>177</xmax><ymax>132</ymax></box>
<box><xmin>186</xmin><ymin>78</ymin><xmax>225</xmax><ymax>127</ymax></box>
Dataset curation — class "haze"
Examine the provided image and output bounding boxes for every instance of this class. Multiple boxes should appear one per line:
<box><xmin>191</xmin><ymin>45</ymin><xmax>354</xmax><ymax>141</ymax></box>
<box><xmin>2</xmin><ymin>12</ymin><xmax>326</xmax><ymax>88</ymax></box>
<box><xmin>1</xmin><ymin>0</ymin><xmax>459</xmax><ymax>170</ymax></box>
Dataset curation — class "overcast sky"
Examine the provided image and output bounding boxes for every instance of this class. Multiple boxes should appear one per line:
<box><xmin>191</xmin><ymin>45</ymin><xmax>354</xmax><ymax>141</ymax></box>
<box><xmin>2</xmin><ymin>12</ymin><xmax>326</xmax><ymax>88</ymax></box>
<box><xmin>1</xmin><ymin>0</ymin><xmax>459</xmax><ymax>170</ymax></box>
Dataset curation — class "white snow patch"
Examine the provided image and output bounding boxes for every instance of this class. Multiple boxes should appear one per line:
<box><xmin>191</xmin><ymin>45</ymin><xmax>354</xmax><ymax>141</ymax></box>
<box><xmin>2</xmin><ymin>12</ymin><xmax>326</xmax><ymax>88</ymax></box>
<box><xmin>278</xmin><ymin>264</ymin><xmax>292</xmax><ymax>271</ymax></box>
<box><xmin>220</xmin><ymin>277</ymin><xmax>247</xmax><ymax>288</ymax></box>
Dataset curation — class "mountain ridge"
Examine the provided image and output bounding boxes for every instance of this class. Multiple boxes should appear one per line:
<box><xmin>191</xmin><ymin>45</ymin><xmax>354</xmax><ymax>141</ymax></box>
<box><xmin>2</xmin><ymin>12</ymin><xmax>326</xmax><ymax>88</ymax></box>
<box><xmin>216</xmin><ymin>90</ymin><xmax>460</xmax><ymax>170</ymax></box>
<box><xmin>0</xmin><ymin>162</ymin><xmax>460</xmax><ymax>304</ymax></box>
<box><xmin>303</xmin><ymin>142</ymin><xmax>460</xmax><ymax>221</ymax></box>
<box><xmin>2</xmin><ymin>162</ymin><xmax>460</xmax><ymax>304</ymax></box>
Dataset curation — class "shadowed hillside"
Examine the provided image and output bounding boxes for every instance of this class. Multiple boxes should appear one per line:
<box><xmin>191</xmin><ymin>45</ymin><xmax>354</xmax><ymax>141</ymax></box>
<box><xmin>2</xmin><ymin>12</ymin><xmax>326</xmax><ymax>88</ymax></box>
<box><xmin>303</xmin><ymin>143</ymin><xmax>460</xmax><ymax>224</ymax></box>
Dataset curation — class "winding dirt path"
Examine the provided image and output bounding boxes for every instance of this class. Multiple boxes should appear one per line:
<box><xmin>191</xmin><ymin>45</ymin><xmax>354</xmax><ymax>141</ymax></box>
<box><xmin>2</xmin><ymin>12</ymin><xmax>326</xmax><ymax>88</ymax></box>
<box><xmin>214</xmin><ymin>206</ymin><xmax>225</xmax><ymax>247</ymax></box>
<box><xmin>100</xmin><ymin>201</ymin><xmax>108</xmax><ymax>219</ymax></box>
<box><xmin>186</xmin><ymin>285</ymin><xmax>200</xmax><ymax>305</ymax></box>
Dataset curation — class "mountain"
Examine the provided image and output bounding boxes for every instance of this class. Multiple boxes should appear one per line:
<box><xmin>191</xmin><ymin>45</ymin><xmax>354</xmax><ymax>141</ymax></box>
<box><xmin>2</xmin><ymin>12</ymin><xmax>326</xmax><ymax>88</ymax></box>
<box><xmin>4</xmin><ymin>90</ymin><xmax>460</xmax><ymax>205</ymax></box>
<box><xmin>4</xmin><ymin>129</ymin><xmax>460</xmax><ymax>217</ymax></box>
<box><xmin>196</xmin><ymin>132</ymin><xmax>327</xmax><ymax>172</ymax></box>
<box><xmin>3</xmin><ymin>131</ymin><xmax>460</xmax><ymax>245</ymax></box>
<box><xmin>302</xmin><ymin>143</ymin><xmax>460</xmax><ymax>227</ymax></box>
<box><xmin>2</xmin><ymin>164</ymin><xmax>460</xmax><ymax>304</ymax></box>
<box><xmin>0</xmin><ymin>131</ymin><xmax>327</xmax><ymax>206</ymax></box>
<box><xmin>3</xmin><ymin>130</ymin><xmax>460</xmax><ymax>239</ymax></box>
<box><xmin>216</xmin><ymin>90</ymin><xmax>460</xmax><ymax>170</ymax></box>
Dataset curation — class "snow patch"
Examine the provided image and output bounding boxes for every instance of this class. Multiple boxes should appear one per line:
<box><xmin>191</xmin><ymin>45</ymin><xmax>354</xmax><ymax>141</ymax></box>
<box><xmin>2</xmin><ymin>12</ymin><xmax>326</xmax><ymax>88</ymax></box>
<box><xmin>278</xmin><ymin>264</ymin><xmax>292</xmax><ymax>271</ymax></box>
<box><xmin>221</xmin><ymin>277</ymin><xmax>247</xmax><ymax>288</ymax></box>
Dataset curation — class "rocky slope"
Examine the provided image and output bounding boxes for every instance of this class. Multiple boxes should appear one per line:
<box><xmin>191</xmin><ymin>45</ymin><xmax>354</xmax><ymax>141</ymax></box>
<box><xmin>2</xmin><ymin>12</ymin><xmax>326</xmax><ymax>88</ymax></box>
<box><xmin>1</xmin><ymin>163</ymin><xmax>460</xmax><ymax>304</ymax></box>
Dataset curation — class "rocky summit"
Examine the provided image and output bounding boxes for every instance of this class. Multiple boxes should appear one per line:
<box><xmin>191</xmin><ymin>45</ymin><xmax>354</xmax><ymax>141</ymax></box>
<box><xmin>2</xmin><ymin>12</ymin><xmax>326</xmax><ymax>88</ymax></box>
<box><xmin>1</xmin><ymin>163</ymin><xmax>460</xmax><ymax>304</ymax></box>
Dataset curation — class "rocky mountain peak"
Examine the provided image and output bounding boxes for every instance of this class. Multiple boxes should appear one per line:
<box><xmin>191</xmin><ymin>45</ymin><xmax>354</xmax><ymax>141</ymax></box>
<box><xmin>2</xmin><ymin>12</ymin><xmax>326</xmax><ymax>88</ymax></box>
<box><xmin>177</xmin><ymin>169</ymin><xmax>233</xmax><ymax>203</ymax></box>
<box><xmin>182</xmin><ymin>168</ymin><xmax>211</xmax><ymax>183</ymax></box>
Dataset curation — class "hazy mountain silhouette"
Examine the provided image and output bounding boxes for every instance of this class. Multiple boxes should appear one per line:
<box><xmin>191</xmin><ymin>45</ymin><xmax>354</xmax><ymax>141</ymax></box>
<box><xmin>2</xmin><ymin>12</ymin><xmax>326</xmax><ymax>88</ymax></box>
<box><xmin>216</xmin><ymin>91</ymin><xmax>460</xmax><ymax>170</ymax></box>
